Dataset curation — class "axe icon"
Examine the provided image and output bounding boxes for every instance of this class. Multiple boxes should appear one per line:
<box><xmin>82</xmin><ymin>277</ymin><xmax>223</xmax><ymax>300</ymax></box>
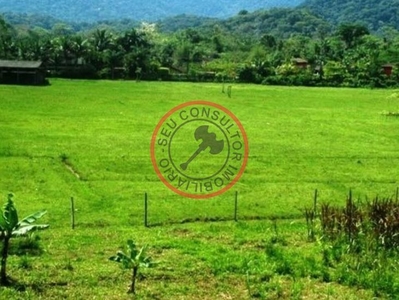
<box><xmin>180</xmin><ymin>125</ymin><xmax>224</xmax><ymax>171</ymax></box>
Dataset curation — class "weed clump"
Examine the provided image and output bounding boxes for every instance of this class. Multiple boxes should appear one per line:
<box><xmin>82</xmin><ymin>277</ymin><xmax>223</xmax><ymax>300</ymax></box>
<box><xmin>317</xmin><ymin>192</ymin><xmax>399</xmax><ymax>297</ymax></box>
<box><xmin>320</xmin><ymin>192</ymin><xmax>399</xmax><ymax>252</ymax></box>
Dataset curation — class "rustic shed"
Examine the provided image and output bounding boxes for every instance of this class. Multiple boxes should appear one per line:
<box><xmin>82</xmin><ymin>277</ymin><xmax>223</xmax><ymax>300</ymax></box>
<box><xmin>0</xmin><ymin>60</ymin><xmax>47</xmax><ymax>85</ymax></box>
<box><xmin>292</xmin><ymin>58</ymin><xmax>308</xmax><ymax>68</ymax></box>
<box><xmin>382</xmin><ymin>64</ymin><xmax>393</xmax><ymax>77</ymax></box>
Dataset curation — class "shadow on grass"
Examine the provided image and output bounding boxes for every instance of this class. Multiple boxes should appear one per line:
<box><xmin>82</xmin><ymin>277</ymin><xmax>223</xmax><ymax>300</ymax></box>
<box><xmin>146</xmin><ymin>213</ymin><xmax>303</xmax><ymax>227</ymax></box>
<box><xmin>383</xmin><ymin>111</ymin><xmax>399</xmax><ymax>117</ymax></box>
<box><xmin>9</xmin><ymin>235</ymin><xmax>44</xmax><ymax>256</ymax></box>
<box><xmin>1</xmin><ymin>278</ymin><xmax>68</xmax><ymax>292</ymax></box>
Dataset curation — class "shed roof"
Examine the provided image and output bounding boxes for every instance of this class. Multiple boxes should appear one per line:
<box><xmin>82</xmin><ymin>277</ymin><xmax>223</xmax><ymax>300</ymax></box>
<box><xmin>0</xmin><ymin>60</ymin><xmax>43</xmax><ymax>69</ymax></box>
<box><xmin>292</xmin><ymin>58</ymin><xmax>308</xmax><ymax>64</ymax></box>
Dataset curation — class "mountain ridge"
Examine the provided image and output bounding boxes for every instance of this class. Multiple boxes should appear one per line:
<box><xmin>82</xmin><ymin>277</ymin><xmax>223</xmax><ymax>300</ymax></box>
<box><xmin>300</xmin><ymin>0</ymin><xmax>399</xmax><ymax>31</ymax></box>
<box><xmin>0</xmin><ymin>0</ymin><xmax>303</xmax><ymax>23</ymax></box>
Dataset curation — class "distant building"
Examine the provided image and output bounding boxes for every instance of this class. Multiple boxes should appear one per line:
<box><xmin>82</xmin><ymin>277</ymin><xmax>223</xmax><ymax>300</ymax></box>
<box><xmin>292</xmin><ymin>58</ymin><xmax>308</xmax><ymax>69</ymax></box>
<box><xmin>0</xmin><ymin>60</ymin><xmax>47</xmax><ymax>85</ymax></box>
<box><xmin>382</xmin><ymin>64</ymin><xmax>393</xmax><ymax>77</ymax></box>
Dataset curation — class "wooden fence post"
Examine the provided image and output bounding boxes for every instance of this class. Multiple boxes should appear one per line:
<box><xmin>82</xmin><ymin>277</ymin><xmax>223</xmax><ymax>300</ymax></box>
<box><xmin>144</xmin><ymin>192</ymin><xmax>148</xmax><ymax>227</ymax></box>
<box><xmin>234</xmin><ymin>191</ymin><xmax>238</xmax><ymax>222</ymax></box>
<box><xmin>313</xmin><ymin>189</ymin><xmax>318</xmax><ymax>216</ymax></box>
<box><xmin>70</xmin><ymin>197</ymin><xmax>75</xmax><ymax>230</ymax></box>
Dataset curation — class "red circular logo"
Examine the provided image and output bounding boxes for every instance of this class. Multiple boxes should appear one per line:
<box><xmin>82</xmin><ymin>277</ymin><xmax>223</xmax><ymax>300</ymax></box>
<box><xmin>150</xmin><ymin>101</ymin><xmax>248</xmax><ymax>199</ymax></box>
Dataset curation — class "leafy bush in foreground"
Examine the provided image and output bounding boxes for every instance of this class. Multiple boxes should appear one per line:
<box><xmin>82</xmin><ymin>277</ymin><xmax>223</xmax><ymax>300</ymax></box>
<box><xmin>0</xmin><ymin>194</ymin><xmax>48</xmax><ymax>285</ymax></box>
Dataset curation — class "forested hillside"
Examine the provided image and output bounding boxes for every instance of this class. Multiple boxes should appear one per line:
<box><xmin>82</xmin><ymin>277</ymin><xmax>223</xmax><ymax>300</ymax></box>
<box><xmin>159</xmin><ymin>9</ymin><xmax>330</xmax><ymax>38</ymax></box>
<box><xmin>0</xmin><ymin>0</ymin><xmax>302</xmax><ymax>22</ymax></box>
<box><xmin>215</xmin><ymin>9</ymin><xmax>330</xmax><ymax>38</ymax></box>
<box><xmin>2</xmin><ymin>12</ymin><xmax>140</xmax><ymax>33</ymax></box>
<box><xmin>3</xmin><ymin>0</ymin><xmax>399</xmax><ymax>36</ymax></box>
<box><xmin>2</xmin><ymin>1</ymin><xmax>399</xmax><ymax>89</ymax></box>
<box><xmin>301</xmin><ymin>0</ymin><xmax>399</xmax><ymax>31</ymax></box>
<box><xmin>2</xmin><ymin>8</ymin><xmax>330</xmax><ymax>39</ymax></box>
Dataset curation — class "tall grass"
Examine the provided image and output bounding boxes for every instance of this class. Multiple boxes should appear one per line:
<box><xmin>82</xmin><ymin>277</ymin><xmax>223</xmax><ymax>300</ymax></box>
<box><xmin>314</xmin><ymin>191</ymin><xmax>399</xmax><ymax>297</ymax></box>
<box><xmin>320</xmin><ymin>191</ymin><xmax>399</xmax><ymax>251</ymax></box>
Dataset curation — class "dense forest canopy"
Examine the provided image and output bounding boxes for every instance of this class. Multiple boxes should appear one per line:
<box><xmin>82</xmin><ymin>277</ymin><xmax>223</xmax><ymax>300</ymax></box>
<box><xmin>1</xmin><ymin>1</ymin><xmax>399</xmax><ymax>88</ymax></box>
<box><xmin>0</xmin><ymin>0</ymin><xmax>302</xmax><ymax>22</ymax></box>
<box><xmin>2</xmin><ymin>8</ymin><xmax>331</xmax><ymax>39</ymax></box>
<box><xmin>301</xmin><ymin>0</ymin><xmax>399</xmax><ymax>31</ymax></box>
<box><xmin>158</xmin><ymin>9</ymin><xmax>331</xmax><ymax>38</ymax></box>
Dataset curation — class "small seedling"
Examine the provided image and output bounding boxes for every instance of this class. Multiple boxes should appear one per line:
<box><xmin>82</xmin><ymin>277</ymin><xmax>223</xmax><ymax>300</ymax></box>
<box><xmin>109</xmin><ymin>239</ymin><xmax>156</xmax><ymax>294</ymax></box>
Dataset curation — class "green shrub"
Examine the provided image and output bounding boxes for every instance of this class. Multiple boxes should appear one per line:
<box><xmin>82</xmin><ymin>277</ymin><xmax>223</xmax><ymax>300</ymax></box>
<box><xmin>0</xmin><ymin>194</ymin><xmax>48</xmax><ymax>286</ymax></box>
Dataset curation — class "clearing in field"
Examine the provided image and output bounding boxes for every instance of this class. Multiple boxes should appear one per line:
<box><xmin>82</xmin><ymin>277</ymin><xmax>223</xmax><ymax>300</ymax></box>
<box><xmin>0</xmin><ymin>79</ymin><xmax>398</xmax><ymax>299</ymax></box>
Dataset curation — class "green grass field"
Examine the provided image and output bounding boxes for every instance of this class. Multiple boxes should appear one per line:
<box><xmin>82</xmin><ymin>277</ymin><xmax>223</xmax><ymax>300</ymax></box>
<box><xmin>0</xmin><ymin>79</ymin><xmax>398</xmax><ymax>299</ymax></box>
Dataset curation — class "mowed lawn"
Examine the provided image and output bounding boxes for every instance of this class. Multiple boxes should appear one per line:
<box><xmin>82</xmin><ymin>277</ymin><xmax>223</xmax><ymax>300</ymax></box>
<box><xmin>0</xmin><ymin>79</ymin><xmax>398</xmax><ymax>299</ymax></box>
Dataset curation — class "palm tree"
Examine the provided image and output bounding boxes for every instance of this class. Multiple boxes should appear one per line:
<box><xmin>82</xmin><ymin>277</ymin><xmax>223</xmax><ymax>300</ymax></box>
<box><xmin>48</xmin><ymin>37</ymin><xmax>64</xmax><ymax>72</ymax></box>
<box><xmin>118</xmin><ymin>29</ymin><xmax>149</xmax><ymax>53</ymax></box>
<box><xmin>89</xmin><ymin>29</ymin><xmax>115</xmax><ymax>71</ymax></box>
<box><xmin>0</xmin><ymin>17</ymin><xmax>16</xmax><ymax>59</ymax></box>
<box><xmin>91</xmin><ymin>29</ymin><xmax>115</xmax><ymax>52</ymax></box>
<box><xmin>70</xmin><ymin>35</ymin><xmax>89</xmax><ymax>66</ymax></box>
<box><xmin>175</xmin><ymin>42</ymin><xmax>192</xmax><ymax>73</ymax></box>
<box><xmin>103</xmin><ymin>48</ymin><xmax>124</xmax><ymax>79</ymax></box>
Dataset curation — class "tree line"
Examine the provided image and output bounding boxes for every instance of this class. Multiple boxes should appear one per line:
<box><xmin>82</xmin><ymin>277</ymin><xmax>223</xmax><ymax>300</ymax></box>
<box><xmin>0</xmin><ymin>0</ymin><xmax>302</xmax><ymax>23</ymax></box>
<box><xmin>1</xmin><ymin>15</ymin><xmax>399</xmax><ymax>87</ymax></box>
<box><xmin>300</xmin><ymin>0</ymin><xmax>399</xmax><ymax>32</ymax></box>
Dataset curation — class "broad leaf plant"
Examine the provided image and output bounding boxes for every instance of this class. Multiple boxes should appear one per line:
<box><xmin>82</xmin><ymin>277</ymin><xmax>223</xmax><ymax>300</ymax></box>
<box><xmin>0</xmin><ymin>194</ymin><xmax>48</xmax><ymax>285</ymax></box>
<box><xmin>109</xmin><ymin>239</ymin><xmax>155</xmax><ymax>294</ymax></box>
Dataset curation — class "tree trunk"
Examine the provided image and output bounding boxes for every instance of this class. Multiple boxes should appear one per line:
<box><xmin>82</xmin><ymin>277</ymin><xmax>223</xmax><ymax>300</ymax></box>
<box><xmin>0</xmin><ymin>236</ymin><xmax>10</xmax><ymax>285</ymax></box>
<box><xmin>128</xmin><ymin>267</ymin><xmax>138</xmax><ymax>294</ymax></box>
<box><xmin>186</xmin><ymin>60</ymin><xmax>190</xmax><ymax>74</ymax></box>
